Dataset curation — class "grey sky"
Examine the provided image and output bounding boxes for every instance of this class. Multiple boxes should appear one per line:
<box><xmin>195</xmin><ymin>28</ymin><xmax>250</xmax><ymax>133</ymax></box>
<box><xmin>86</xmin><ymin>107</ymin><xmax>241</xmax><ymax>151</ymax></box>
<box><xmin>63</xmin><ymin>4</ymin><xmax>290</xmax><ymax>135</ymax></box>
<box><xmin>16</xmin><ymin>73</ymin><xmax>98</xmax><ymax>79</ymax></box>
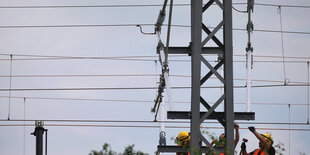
<box><xmin>0</xmin><ymin>0</ymin><xmax>310</xmax><ymax>154</ymax></box>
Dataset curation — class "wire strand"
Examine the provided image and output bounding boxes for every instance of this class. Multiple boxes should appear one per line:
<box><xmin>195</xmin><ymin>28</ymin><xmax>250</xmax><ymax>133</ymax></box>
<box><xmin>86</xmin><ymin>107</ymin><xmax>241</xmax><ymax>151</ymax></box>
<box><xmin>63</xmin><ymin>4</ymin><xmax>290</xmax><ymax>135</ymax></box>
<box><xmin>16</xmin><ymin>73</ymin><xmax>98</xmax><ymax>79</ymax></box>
<box><xmin>278</xmin><ymin>6</ymin><xmax>287</xmax><ymax>85</ymax></box>
<box><xmin>23</xmin><ymin>97</ymin><xmax>26</xmax><ymax>155</ymax></box>
<box><xmin>164</xmin><ymin>0</ymin><xmax>173</xmax><ymax>66</ymax></box>
<box><xmin>1</xmin><ymin>119</ymin><xmax>310</xmax><ymax>126</ymax></box>
<box><xmin>307</xmin><ymin>62</ymin><xmax>310</xmax><ymax>124</ymax></box>
<box><xmin>0</xmin><ymin>23</ymin><xmax>309</xmax><ymax>35</ymax></box>
<box><xmin>0</xmin><ymin>3</ymin><xmax>309</xmax><ymax>9</ymax></box>
<box><xmin>0</xmin><ymin>123</ymin><xmax>309</xmax><ymax>132</ymax></box>
<box><xmin>2</xmin><ymin>84</ymin><xmax>310</xmax><ymax>92</ymax></box>
<box><xmin>0</xmin><ymin>95</ymin><xmax>308</xmax><ymax>106</ymax></box>
<box><xmin>8</xmin><ymin>55</ymin><xmax>13</xmax><ymax>120</ymax></box>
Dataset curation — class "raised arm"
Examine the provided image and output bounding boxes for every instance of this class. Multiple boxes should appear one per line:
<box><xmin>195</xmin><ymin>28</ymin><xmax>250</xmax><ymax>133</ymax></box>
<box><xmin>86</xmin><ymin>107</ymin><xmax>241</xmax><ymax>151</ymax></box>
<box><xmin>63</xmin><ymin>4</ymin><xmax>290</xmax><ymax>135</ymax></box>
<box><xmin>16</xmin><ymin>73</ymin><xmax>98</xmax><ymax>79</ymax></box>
<box><xmin>248</xmin><ymin>126</ymin><xmax>270</xmax><ymax>150</ymax></box>
<box><xmin>234</xmin><ymin>124</ymin><xmax>239</xmax><ymax>148</ymax></box>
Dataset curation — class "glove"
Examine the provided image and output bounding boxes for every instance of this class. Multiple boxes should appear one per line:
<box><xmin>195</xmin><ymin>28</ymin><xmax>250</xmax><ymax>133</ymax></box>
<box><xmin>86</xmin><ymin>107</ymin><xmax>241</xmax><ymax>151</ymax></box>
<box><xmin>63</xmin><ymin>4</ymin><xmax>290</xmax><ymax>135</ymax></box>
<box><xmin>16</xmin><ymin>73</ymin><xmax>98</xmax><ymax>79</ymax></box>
<box><xmin>248</xmin><ymin>126</ymin><xmax>255</xmax><ymax>133</ymax></box>
<box><xmin>241</xmin><ymin>142</ymin><xmax>246</xmax><ymax>150</ymax></box>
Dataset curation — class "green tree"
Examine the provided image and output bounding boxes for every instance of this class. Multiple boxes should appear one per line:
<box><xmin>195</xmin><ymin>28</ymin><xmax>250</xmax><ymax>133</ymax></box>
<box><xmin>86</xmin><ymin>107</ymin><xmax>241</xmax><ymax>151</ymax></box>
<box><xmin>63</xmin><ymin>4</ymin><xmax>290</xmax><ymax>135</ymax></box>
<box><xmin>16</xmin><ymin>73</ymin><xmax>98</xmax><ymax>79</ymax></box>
<box><xmin>89</xmin><ymin>143</ymin><xmax>148</xmax><ymax>155</ymax></box>
<box><xmin>89</xmin><ymin>143</ymin><xmax>116</xmax><ymax>155</ymax></box>
<box><xmin>122</xmin><ymin>144</ymin><xmax>148</xmax><ymax>155</ymax></box>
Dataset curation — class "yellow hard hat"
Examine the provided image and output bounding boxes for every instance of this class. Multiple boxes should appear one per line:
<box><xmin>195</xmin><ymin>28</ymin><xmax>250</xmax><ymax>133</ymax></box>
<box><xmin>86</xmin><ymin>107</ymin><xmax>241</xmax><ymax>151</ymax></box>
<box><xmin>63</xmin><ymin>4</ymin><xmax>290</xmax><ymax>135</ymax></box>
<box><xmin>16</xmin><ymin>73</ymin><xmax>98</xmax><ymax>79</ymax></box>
<box><xmin>177</xmin><ymin>131</ymin><xmax>190</xmax><ymax>142</ymax></box>
<box><xmin>261</xmin><ymin>133</ymin><xmax>273</xmax><ymax>145</ymax></box>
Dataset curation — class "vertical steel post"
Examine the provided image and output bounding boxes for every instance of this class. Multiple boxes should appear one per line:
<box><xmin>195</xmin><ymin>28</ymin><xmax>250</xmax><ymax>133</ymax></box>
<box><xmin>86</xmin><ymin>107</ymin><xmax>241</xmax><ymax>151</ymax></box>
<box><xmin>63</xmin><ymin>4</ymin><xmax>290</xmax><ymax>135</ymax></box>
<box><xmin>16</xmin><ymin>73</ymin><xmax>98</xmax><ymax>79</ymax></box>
<box><xmin>190</xmin><ymin>0</ymin><xmax>203</xmax><ymax>153</ymax></box>
<box><xmin>31</xmin><ymin>121</ymin><xmax>45</xmax><ymax>155</ymax></box>
<box><xmin>223</xmin><ymin>0</ymin><xmax>234</xmax><ymax>153</ymax></box>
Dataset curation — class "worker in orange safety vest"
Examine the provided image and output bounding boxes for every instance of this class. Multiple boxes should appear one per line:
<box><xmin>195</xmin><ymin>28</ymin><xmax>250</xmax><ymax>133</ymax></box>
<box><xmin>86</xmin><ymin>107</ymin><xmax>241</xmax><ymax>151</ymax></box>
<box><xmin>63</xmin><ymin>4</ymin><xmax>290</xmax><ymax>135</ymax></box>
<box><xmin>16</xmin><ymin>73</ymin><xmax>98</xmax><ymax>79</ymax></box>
<box><xmin>176</xmin><ymin>131</ymin><xmax>190</xmax><ymax>155</ymax></box>
<box><xmin>210</xmin><ymin>123</ymin><xmax>239</xmax><ymax>155</ymax></box>
<box><xmin>241</xmin><ymin>126</ymin><xmax>275</xmax><ymax>155</ymax></box>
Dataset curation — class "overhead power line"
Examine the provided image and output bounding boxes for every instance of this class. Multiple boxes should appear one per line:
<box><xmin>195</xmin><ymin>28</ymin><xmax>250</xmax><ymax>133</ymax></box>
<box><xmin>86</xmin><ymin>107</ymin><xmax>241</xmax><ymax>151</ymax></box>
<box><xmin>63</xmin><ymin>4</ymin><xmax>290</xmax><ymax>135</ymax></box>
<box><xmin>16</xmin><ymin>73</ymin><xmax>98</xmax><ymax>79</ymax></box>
<box><xmin>0</xmin><ymin>84</ymin><xmax>310</xmax><ymax>92</ymax></box>
<box><xmin>0</xmin><ymin>95</ymin><xmax>307</xmax><ymax>106</ymax></box>
<box><xmin>0</xmin><ymin>23</ymin><xmax>309</xmax><ymax>35</ymax></box>
<box><xmin>0</xmin><ymin>124</ymin><xmax>309</xmax><ymax>132</ymax></box>
<box><xmin>1</xmin><ymin>54</ymin><xmax>310</xmax><ymax>64</ymax></box>
<box><xmin>1</xmin><ymin>119</ymin><xmax>310</xmax><ymax>125</ymax></box>
<box><xmin>1</xmin><ymin>53</ymin><xmax>310</xmax><ymax>60</ymax></box>
<box><xmin>0</xmin><ymin>119</ymin><xmax>303</xmax><ymax>125</ymax></box>
<box><xmin>0</xmin><ymin>74</ymin><xmax>306</xmax><ymax>85</ymax></box>
<box><xmin>0</xmin><ymin>3</ymin><xmax>309</xmax><ymax>9</ymax></box>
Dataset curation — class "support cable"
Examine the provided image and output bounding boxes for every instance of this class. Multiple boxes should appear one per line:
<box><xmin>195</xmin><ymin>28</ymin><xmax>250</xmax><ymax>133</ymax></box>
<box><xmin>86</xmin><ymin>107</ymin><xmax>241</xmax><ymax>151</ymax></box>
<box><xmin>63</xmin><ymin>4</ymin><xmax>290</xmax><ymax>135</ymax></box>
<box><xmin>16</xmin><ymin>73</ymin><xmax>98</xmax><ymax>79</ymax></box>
<box><xmin>164</xmin><ymin>0</ymin><xmax>173</xmax><ymax>68</ymax></box>
<box><xmin>288</xmin><ymin>104</ymin><xmax>291</xmax><ymax>155</ymax></box>
<box><xmin>232</xmin><ymin>6</ymin><xmax>247</xmax><ymax>13</ymax></box>
<box><xmin>2</xmin><ymin>84</ymin><xmax>310</xmax><ymax>91</ymax></box>
<box><xmin>23</xmin><ymin>97</ymin><xmax>26</xmax><ymax>155</ymax></box>
<box><xmin>0</xmin><ymin>23</ymin><xmax>309</xmax><ymax>35</ymax></box>
<box><xmin>1</xmin><ymin>124</ymin><xmax>310</xmax><ymax>131</ymax></box>
<box><xmin>2</xmin><ymin>53</ymin><xmax>310</xmax><ymax>61</ymax></box>
<box><xmin>307</xmin><ymin>62</ymin><xmax>310</xmax><ymax>124</ymax></box>
<box><xmin>0</xmin><ymin>3</ymin><xmax>310</xmax><ymax>9</ymax></box>
<box><xmin>7</xmin><ymin>54</ymin><xmax>13</xmax><ymax>120</ymax></box>
<box><xmin>2</xmin><ymin>119</ymin><xmax>310</xmax><ymax>125</ymax></box>
<box><xmin>278</xmin><ymin>6</ymin><xmax>288</xmax><ymax>85</ymax></box>
<box><xmin>0</xmin><ymin>95</ymin><xmax>308</xmax><ymax>106</ymax></box>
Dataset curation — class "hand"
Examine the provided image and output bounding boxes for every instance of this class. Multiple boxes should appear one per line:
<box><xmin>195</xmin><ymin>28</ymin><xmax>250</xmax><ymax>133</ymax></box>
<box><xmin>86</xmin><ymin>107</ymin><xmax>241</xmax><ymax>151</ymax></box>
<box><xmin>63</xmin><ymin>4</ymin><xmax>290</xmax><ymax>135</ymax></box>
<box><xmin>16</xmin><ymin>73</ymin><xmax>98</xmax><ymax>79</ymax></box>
<box><xmin>234</xmin><ymin>124</ymin><xmax>239</xmax><ymax>130</ymax></box>
<box><xmin>241</xmin><ymin>142</ymin><xmax>246</xmax><ymax>150</ymax></box>
<box><xmin>248</xmin><ymin>126</ymin><xmax>255</xmax><ymax>133</ymax></box>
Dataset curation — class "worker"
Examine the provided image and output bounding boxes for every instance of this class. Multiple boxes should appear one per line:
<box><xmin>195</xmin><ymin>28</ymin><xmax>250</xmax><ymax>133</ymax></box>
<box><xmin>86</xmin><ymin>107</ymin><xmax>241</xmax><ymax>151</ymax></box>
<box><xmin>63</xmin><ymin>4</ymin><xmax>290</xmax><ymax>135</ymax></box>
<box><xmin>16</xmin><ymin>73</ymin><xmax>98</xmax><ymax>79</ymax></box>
<box><xmin>211</xmin><ymin>123</ymin><xmax>240</xmax><ymax>149</ymax></box>
<box><xmin>241</xmin><ymin>126</ymin><xmax>275</xmax><ymax>155</ymax></box>
<box><xmin>176</xmin><ymin>131</ymin><xmax>190</xmax><ymax>155</ymax></box>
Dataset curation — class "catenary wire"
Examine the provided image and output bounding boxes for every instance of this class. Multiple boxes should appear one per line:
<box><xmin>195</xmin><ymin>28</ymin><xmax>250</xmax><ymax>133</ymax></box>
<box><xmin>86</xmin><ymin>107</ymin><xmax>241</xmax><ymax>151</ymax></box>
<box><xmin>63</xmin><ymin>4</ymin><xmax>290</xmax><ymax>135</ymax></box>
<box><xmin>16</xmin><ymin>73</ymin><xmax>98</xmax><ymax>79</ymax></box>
<box><xmin>288</xmin><ymin>104</ymin><xmax>291</xmax><ymax>155</ymax></box>
<box><xmin>0</xmin><ymin>3</ymin><xmax>309</xmax><ymax>9</ymax></box>
<box><xmin>308</xmin><ymin>62</ymin><xmax>310</xmax><ymax>124</ymax></box>
<box><xmin>0</xmin><ymin>74</ymin><xmax>307</xmax><ymax>85</ymax></box>
<box><xmin>1</xmin><ymin>119</ymin><xmax>310</xmax><ymax>126</ymax></box>
<box><xmin>0</xmin><ymin>124</ymin><xmax>309</xmax><ymax>132</ymax></box>
<box><xmin>0</xmin><ymin>84</ymin><xmax>310</xmax><ymax>92</ymax></box>
<box><xmin>2</xmin><ymin>53</ymin><xmax>310</xmax><ymax>60</ymax></box>
<box><xmin>278</xmin><ymin>6</ymin><xmax>287</xmax><ymax>84</ymax></box>
<box><xmin>23</xmin><ymin>97</ymin><xmax>26</xmax><ymax>155</ymax></box>
<box><xmin>0</xmin><ymin>95</ymin><xmax>308</xmax><ymax>106</ymax></box>
<box><xmin>7</xmin><ymin>55</ymin><xmax>13</xmax><ymax>120</ymax></box>
<box><xmin>0</xmin><ymin>23</ymin><xmax>309</xmax><ymax>36</ymax></box>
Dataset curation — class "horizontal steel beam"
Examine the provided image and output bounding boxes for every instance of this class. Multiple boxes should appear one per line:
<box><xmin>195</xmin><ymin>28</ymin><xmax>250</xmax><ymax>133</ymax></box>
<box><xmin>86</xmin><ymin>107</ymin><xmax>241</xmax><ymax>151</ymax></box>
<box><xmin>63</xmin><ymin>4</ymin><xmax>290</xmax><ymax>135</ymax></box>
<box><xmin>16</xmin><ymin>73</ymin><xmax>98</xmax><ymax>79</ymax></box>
<box><xmin>156</xmin><ymin>47</ymin><xmax>223</xmax><ymax>55</ymax></box>
<box><xmin>167</xmin><ymin>111</ymin><xmax>255</xmax><ymax>120</ymax></box>
<box><xmin>157</xmin><ymin>145</ymin><xmax>224</xmax><ymax>153</ymax></box>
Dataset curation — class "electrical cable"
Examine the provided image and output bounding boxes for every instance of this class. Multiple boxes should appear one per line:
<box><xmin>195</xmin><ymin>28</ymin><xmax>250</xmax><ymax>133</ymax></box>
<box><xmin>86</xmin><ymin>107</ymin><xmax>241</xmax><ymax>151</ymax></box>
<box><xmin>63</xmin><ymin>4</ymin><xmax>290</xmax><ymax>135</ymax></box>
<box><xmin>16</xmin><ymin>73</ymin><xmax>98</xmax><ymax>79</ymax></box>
<box><xmin>0</xmin><ymin>57</ymin><xmax>309</xmax><ymax>64</ymax></box>
<box><xmin>288</xmin><ymin>104</ymin><xmax>291</xmax><ymax>155</ymax></box>
<box><xmin>7</xmin><ymin>55</ymin><xmax>13</xmax><ymax>120</ymax></box>
<box><xmin>1</xmin><ymin>84</ymin><xmax>310</xmax><ymax>92</ymax></box>
<box><xmin>252</xmin><ymin>3</ymin><xmax>310</xmax><ymax>9</ymax></box>
<box><xmin>1</xmin><ymin>119</ymin><xmax>310</xmax><ymax>126</ymax></box>
<box><xmin>23</xmin><ymin>97</ymin><xmax>26</xmax><ymax>155</ymax></box>
<box><xmin>308</xmin><ymin>62</ymin><xmax>310</xmax><ymax>124</ymax></box>
<box><xmin>161</xmin><ymin>0</ymin><xmax>169</xmax><ymax>11</ymax></box>
<box><xmin>0</xmin><ymin>95</ymin><xmax>307</xmax><ymax>106</ymax></box>
<box><xmin>232</xmin><ymin>6</ymin><xmax>247</xmax><ymax>13</ymax></box>
<box><xmin>278</xmin><ymin>6</ymin><xmax>287</xmax><ymax>85</ymax></box>
<box><xmin>0</xmin><ymin>23</ymin><xmax>308</xmax><ymax>35</ymax></box>
<box><xmin>2</xmin><ymin>53</ymin><xmax>310</xmax><ymax>60</ymax></box>
<box><xmin>0</xmin><ymin>124</ymin><xmax>310</xmax><ymax>132</ymax></box>
<box><xmin>164</xmin><ymin>0</ymin><xmax>173</xmax><ymax>67</ymax></box>
<box><xmin>0</xmin><ymin>3</ymin><xmax>309</xmax><ymax>9</ymax></box>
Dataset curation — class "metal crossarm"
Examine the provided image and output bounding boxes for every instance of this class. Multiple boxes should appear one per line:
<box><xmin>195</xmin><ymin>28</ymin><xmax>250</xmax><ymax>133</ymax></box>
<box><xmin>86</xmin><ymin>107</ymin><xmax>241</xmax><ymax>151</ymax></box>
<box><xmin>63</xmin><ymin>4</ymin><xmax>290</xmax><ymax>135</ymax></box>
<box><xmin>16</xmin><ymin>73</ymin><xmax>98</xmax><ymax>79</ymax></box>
<box><xmin>167</xmin><ymin>111</ymin><xmax>255</xmax><ymax>120</ymax></box>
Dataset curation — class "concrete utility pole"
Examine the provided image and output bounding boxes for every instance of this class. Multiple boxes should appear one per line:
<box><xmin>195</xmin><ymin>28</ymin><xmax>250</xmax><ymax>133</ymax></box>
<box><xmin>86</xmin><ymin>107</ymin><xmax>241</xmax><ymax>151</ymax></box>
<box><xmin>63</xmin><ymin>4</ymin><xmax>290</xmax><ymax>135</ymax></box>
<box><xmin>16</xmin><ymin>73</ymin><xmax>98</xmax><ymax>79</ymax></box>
<box><xmin>31</xmin><ymin>121</ymin><xmax>47</xmax><ymax>155</ymax></box>
<box><xmin>157</xmin><ymin>0</ymin><xmax>254</xmax><ymax>154</ymax></box>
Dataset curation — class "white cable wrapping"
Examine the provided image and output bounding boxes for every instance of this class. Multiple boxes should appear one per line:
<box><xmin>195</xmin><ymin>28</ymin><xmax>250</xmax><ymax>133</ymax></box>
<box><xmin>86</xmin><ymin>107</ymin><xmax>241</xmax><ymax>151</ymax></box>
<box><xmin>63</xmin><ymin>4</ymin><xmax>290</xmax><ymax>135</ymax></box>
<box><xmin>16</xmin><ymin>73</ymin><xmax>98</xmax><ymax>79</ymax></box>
<box><xmin>159</xmin><ymin>50</ymin><xmax>174</xmax><ymax>111</ymax></box>
<box><xmin>246</xmin><ymin>51</ymin><xmax>252</xmax><ymax>112</ymax></box>
<box><xmin>159</xmin><ymin>100</ymin><xmax>165</xmax><ymax>132</ymax></box>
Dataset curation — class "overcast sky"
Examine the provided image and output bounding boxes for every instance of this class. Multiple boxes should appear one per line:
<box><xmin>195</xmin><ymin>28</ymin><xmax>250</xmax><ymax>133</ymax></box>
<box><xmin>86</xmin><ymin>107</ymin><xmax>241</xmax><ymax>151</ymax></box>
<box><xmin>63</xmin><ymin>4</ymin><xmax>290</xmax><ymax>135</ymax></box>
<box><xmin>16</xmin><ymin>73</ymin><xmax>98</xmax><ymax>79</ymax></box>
<box><xmin>0</xmin><ymin>0</ymin><xmax>310</xmax><ymax>155</ymax></box>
